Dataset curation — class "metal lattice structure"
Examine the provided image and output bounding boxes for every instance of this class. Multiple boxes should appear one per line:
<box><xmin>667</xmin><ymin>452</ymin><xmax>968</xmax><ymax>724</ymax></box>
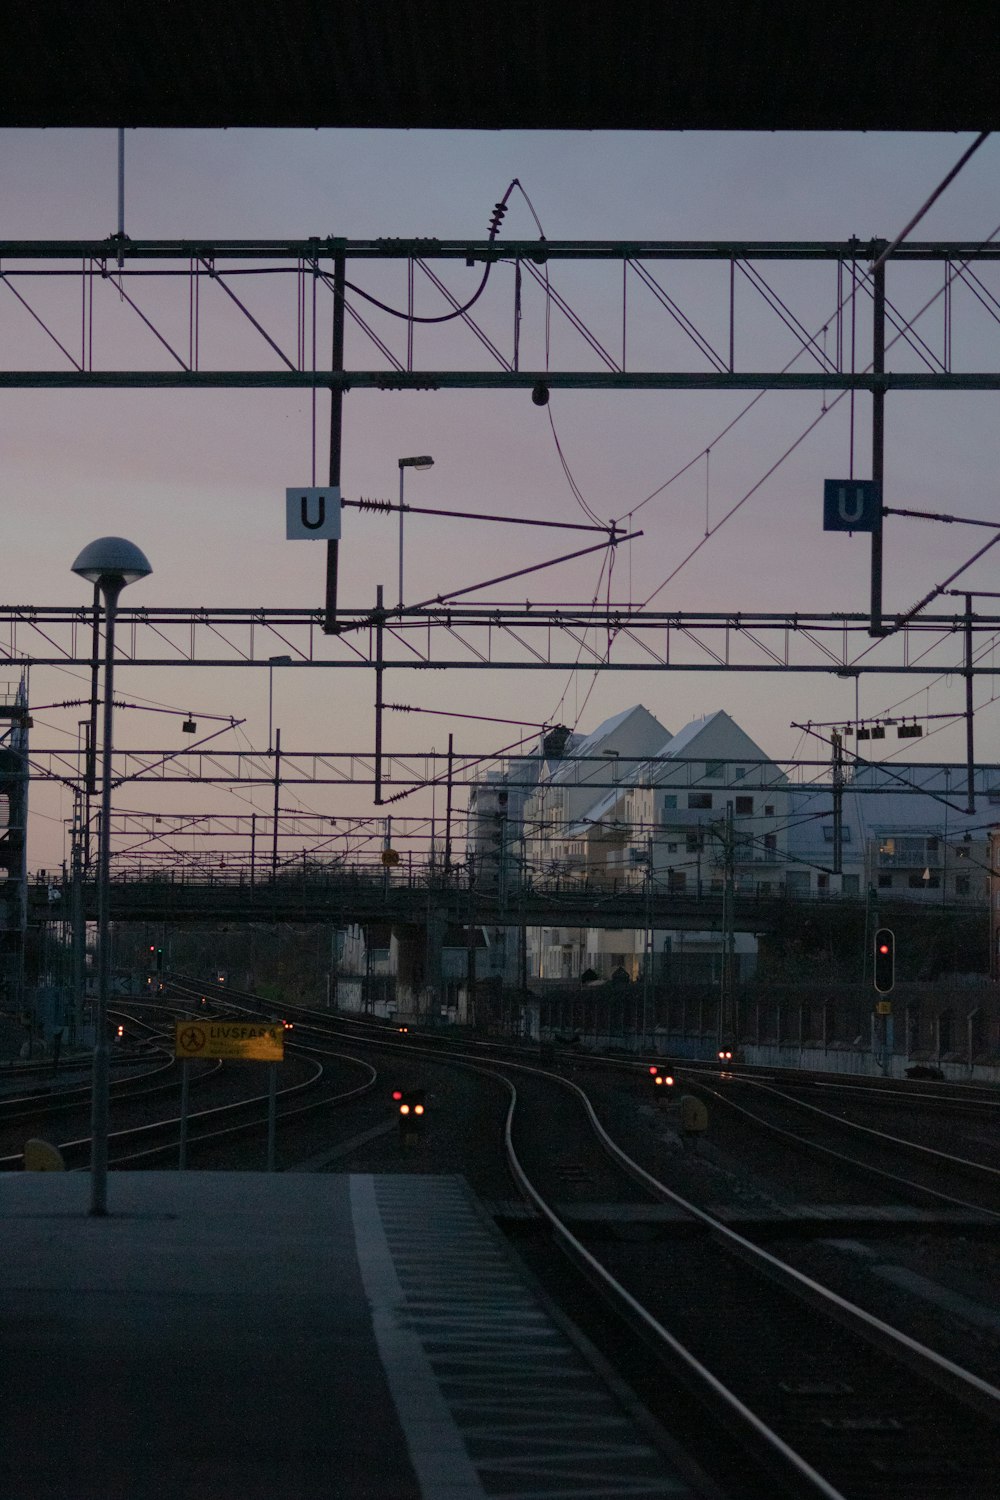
<box><xmin>1</xmin><ymin>237</ymin><xmax>999</xmax><ymax>391</ymax></box>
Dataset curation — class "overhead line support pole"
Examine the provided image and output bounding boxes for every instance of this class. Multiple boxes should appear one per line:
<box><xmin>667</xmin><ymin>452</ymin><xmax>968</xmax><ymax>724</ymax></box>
<box><xmin>965</xmin><ymin>593</ymin><xmax>976</xmax><ymax>814</ymax></box>
<box><xmin>324</xmin><ymin>250</ymin><xmax>345</xmax><ymax>634</ymax></box>
<box><xmin>271</xmin><ymin>728</ymin><xmax>281</xmax><ymax>877</ymax></box>
<box><xmin>870</xmin><ymin>251</ymin><xmax>886</xmax><ymax>637</ymax></box>
<box><xmin>374</xmin><ymin>585</ymin><xmax>384</xmax><ymax>805</ymax></box>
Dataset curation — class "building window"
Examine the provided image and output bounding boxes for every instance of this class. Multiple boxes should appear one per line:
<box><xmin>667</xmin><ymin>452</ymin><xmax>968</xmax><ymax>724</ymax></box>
<box><xmin>735</xmin><ymin>795</ymin><xmax>753</xmax><ymax>815</ymax></box>
<box><xmin>705</xmin><ymin>761</ymin><xmax>724</xmax><ymax>780</ymax></box>
<box><xmin>878</xmin><ymin>873</ymin><xmax>892</xmax><ymax>888</ymax></box>
<box><xmin>822</xmin><ymin>825</ymin><xmax>852</xmax><ymax>842</ymax></box>
<box><xmin>666</xmin><ymin>842</ymin><xmax>678</xmax><ymax>853</ymax></box>
<box><xmin>735</xmin><ymin>766</ymin><xmax>746</xmax><ymax>780</ymax></box>
<box><xmin>663</xmin><ymin>794</ymin><xmax>677</xmax><ymax>810</ymax></box>
<box><xmin>764</xmin><ymin>804</ymin><xmax>775</xmax><ymax>817</ymax></box>
<box><xmin>955</xmin><ymin>874</ymin><xmax>971</xmax><ymax>895</ymax></box>
<box><xmin>667</xmin><ymin>870</ymin><xmax>687</xmax><ymax>893</ymax></box>
<box><xmin>763</xmin><ymin>833</ymin><xmax>777</xmax><ymax>852</ymax></box>
<box><xmin>689</xmin><ymin>793</ymin><xmax>713</xmax><ymax>809</ymax></box>
<box><xmin>685</xmin><ymin>833</ymin><xmax>702</xmax><ymax>853</ymax></box>
<box><xmin>908</xmin><ymin>872</ymin><xmax>940</xmax><ymax>889</ymax></box>
<box><xmin>842</xmin><ymin>874</ymin><xmax>860</xmax><ymax>894</ymax></box>
<box><xmin>879</xmin><ymin>835</ymin><xmax>940</xmax><ymax>868</ymax></box>
<box><xmin>817</xmin><ymin>874</ymin><xmax>829</xmax><ymax>890</ymax></box>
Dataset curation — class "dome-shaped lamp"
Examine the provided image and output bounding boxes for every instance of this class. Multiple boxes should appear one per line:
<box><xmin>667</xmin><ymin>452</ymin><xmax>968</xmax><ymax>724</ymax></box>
<box><xmin>71</xmin><ymin>536</ymin><xmax>152</xmax><ymax>587</ymax></box>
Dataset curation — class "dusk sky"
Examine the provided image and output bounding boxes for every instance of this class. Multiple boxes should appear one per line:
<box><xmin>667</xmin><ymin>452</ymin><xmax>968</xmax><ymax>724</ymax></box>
<box><xmin>1</xmin><ymin>128</ymin><xmax>998</xmax><ymax>872</ymax></box>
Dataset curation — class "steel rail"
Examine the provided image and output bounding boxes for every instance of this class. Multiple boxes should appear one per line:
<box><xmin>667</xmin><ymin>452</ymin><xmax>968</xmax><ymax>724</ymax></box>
<box><xmin>688</xmin><ymin>1077</ymin><xmax>1000</xmax><ymax>1223</ymax></box>
<box><xmin>0</xmin><ymin>1047</ymin><xmax>326</xmax><ymax>1171</ymax></box>
<box><xmin>724</xmin><ymin>1075</ymin><xmax>1000</xmax><ymax>1183</ymax></box>
<box><xmin>536</xmin><ymin>1064</ymin><xmax>1000</xmax><ymax>1421</ymax></box>
<box><xmin>259</xmin><ymin>1002</ymin><xmax>1000</xmax><ymax>1483</ymax></box>
<box><xmin>492</xmin><ymin>1064</ymin><xmax>848</xmax><ymax>1500</ymax></box>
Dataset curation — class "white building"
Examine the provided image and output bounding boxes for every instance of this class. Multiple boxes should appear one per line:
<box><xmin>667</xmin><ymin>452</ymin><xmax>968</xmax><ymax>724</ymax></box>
<box><xmin>523</xmin><ymin>707</ymin><xmax>786</xmax><ymax>981</ymax></box>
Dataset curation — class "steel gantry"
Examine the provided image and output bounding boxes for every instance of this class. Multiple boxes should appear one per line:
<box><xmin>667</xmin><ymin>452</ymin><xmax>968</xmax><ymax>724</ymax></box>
<box><xmin>2</xmin><ymin>236</ymin><xmax>999</xmax><ymax>392</ymax></box>
<box><xmin>3</xmin><ymin>603</ymin><xmax>1000</xmax><ymax>673</ymax></box>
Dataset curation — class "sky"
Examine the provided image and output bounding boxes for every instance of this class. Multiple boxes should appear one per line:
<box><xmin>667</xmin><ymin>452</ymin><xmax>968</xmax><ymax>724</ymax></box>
<box><xmin>1</xmin><ymin>127</ymin><xmax>999</xmax><ymax>873</ymax></box>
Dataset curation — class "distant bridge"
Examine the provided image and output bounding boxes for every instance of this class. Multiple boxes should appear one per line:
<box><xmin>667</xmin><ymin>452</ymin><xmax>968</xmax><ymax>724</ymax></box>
<box><xmin>30</xmin><ymin>871</ymin><xmax>888</xmax><ymax>934</ymax></box>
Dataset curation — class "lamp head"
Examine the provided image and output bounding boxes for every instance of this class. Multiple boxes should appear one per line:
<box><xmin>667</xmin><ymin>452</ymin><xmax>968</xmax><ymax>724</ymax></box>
<box><xmin>399</xmin><ymin>455</ymin><xmax>434</xmax><ymax>470</ymax></box>
<box><xmin>71</xmin><ymin>537</ymin><xmax>152</xmax><ymax>588</ymax></box>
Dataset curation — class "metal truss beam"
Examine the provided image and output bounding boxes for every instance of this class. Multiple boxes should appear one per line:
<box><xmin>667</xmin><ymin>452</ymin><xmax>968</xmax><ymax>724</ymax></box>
<box><xmin>2</xmin><ymin>237</ymin><xmax>999</xmax><ymax>390</ymax></box>
<box><xmin>4</xmin><ymin>606</ymin><xmax>999</xmax><ymax>674</ymax></box>
<box><xmin>2</xmin><ymin>371</ymin><xmax>999</xmax><ymax>391</ymax></box>
<box><xmin>2</xmin><ymin>238</ymin><xmax>997</xmax><ymax>261</ymax></box>
<box><xmin>23</xmin><ymin>751</ymin><xmax>996</xmax><ymax>796</ymax></box>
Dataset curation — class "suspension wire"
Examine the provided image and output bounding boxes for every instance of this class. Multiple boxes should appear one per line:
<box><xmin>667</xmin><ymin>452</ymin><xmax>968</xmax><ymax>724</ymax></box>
<box><xmin>634</xmin><ymin>217</ymin><xmax>1000</xmax><ymax>617</ymax></box>
<box><xmin>546</xmin><ymin>405</ymin><xmax>606</xmax><ymax>527</ymax></box>
<box><xmin>335</xmin><ymin>180</ymin><xmax>518</xmax><ymax>325</ymax></box>
<box><xmin>869</xmin><ymin>132</ymin><xmax>991</xmax><ymax>273</ymax></box>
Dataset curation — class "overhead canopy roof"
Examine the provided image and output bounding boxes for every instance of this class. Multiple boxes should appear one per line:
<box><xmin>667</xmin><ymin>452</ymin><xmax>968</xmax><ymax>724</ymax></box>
<box><xmin>8</xmin><ymin>2</ymin><xmax>999</xmax><ymax>130</ymax></box>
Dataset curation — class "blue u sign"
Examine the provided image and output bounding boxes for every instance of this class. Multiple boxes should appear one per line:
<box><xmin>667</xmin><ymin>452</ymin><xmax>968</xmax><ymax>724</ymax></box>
<box><xmin>823</xmin><ymin>478</ymin><xmax>881</xmax><ymax>532</ymax></box>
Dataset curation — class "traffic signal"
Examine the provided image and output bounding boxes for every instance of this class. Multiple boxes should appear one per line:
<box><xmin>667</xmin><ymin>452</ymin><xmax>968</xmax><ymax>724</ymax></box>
<box><xmin>874</xmin><ymin>928</ymin><xmax>895</xmax><ymax>993</ymax></box>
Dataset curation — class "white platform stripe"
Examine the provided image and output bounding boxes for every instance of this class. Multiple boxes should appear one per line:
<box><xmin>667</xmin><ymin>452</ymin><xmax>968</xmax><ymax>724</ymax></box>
<box><xmin>349</xmin><ymin>1175</ymin><xmax>487</xmax><ymax>1500</ymax></box>
<box><xmin>368</xmin><ymin>1176</ymin><xmax>695</xmax><ymax>1499</ymax></box>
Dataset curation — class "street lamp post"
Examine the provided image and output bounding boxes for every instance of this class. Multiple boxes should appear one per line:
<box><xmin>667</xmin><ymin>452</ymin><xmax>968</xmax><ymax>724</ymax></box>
<box><xmin>398</xmin><ymin>454</ymin><xmax>434</xmax><ymax>609</ymax></box>
<box><xmin>71</xmin><ymin>536</ymin><xmax>152</xmax><ymax>1216</ymax></box>
<box><xmin>267</xmin><ymin>654</ymin><xmax>292</xmax><ymax>752</ymax></box>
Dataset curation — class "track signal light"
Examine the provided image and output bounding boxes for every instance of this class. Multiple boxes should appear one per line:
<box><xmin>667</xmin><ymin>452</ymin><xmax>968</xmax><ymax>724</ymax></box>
<box><xmin>395</xmin><ymin>1088</ymin><xmax>427</xmax><ymax>1131</ymax></box>
<box><xmin>874</xmin><ymin>928</ymin><xmax>895</xmax><ymax>993</ymax></box>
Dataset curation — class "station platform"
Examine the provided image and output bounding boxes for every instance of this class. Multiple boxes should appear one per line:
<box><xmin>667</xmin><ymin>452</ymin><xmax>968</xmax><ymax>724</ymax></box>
<box><xmin>1</xmin><ymin>1172</ymin><xmax>697</xmax><ymax>1499</ymax></box>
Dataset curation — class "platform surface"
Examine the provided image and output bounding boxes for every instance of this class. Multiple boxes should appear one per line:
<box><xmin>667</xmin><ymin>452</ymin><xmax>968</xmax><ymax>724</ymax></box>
<box><xmin>1</xmin><ymin>1172</ymin><xmax>695</xmax><ymax>1499</ymax></box>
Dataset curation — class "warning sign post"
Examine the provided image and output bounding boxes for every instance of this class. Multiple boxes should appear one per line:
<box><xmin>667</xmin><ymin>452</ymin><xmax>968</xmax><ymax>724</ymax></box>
<box><xmin>174</xmin><ymin>1019</ymin><xmax>285</xmax><ymax>1171</ymax></box>
<box><xmin>175</xmin><ymin>1020</ymin><xmax>284</xmax><ymax>1062</ymax></box>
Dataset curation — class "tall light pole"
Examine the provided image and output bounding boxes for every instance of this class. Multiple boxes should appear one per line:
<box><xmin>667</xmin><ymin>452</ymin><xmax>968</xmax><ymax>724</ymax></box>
<box><xmin>267</xmin><ymin>654</ymin><xmax>292</xmax><ymax>752</ymax></box>
<box><xmin>71</xmin><ymin>536</ymin><xmax>152</xmax><ymax>1216</ymax></box>
<box><xmin>398</xmin><ymin>454</ymin><xmax>434</xmax><ymax>609</ymax></box>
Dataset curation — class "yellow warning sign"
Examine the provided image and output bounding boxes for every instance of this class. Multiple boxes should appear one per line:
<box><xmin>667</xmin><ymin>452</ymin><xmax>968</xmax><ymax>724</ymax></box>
<box><xmin>174</xmin><ymin>1020</ymin><xmax>285</xmax><ymax>1061</ymax></box>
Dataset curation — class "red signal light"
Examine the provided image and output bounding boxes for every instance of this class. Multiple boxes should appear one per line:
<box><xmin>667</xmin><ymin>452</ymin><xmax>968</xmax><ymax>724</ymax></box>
<box><xmin>392</xmin><ymin>1089</ymin><xmax>403</xmax><ymax>1101</ymax></box>
<box><xmin>874</xmin><ymin>927</ymin><xmax>895</xmax><ymax>993</ymax></box>
<box><xmin>648</xmin><ymin>1065</ymin><xmax>658</xmax><ymax>1075</ymax></box>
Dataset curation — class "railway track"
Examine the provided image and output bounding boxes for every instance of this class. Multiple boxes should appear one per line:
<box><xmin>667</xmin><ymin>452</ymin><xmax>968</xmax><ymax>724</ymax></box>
<box><xmin>71</xmin><ymin>979</ymin><xmax>997</xmax><ymax>1496</ymax></box>
<box><xmin>234</xmin><ymin>995</ymin><xmax>1000</xmax><ymax>1499</ymax></box>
